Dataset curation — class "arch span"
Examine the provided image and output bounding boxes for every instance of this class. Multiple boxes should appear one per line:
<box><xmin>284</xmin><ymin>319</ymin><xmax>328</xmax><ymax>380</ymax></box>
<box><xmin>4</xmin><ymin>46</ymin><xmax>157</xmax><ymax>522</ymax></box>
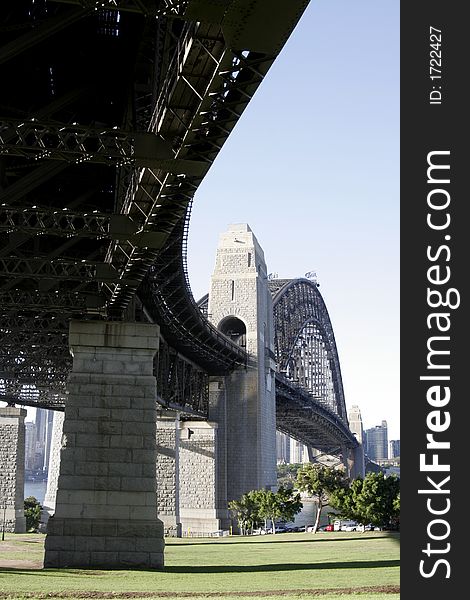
<box><xmin>269</xmin><ymin>278</ymin><xmax>348</xmax><ymax>423</ymax></box>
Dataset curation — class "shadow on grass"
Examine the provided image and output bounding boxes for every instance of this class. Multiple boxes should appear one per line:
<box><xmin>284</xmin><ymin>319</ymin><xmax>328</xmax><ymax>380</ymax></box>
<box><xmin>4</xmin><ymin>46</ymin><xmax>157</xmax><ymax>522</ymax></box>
<box><xmin>164</xmin><ymin>559</ymin><xmax>400</xmax><ymax>573</ymax></box>
<box><xmin>0</xmin><ymin>559</ymin><xmax>399</xmax><ymax>576</ymax></box>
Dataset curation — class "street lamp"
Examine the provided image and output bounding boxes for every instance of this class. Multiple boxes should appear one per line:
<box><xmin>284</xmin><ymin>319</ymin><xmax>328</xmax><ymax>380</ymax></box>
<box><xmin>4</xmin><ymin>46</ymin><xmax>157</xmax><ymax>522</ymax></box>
<box><xmin>1</xmin><ymin>499</ymin><xmax>6</xmax><ymax>541</ymax></box>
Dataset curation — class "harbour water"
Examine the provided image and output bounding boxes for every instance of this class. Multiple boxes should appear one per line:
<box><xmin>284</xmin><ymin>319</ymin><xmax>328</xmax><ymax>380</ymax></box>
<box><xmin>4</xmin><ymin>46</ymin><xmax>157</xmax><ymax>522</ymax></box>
<box><xmin>24</xmin><ymin>480</ymin><xmax>47</xmax><ymax>505</ymax></box>
<box><xmin>287</xmin><ymin>499</ymin><xmax>315</xmax><ymax>528</ymax></box>
<box><xmin>286</xmin><ymin>499</ymin><xmax>333</xmax><ymax>529</ymax></box>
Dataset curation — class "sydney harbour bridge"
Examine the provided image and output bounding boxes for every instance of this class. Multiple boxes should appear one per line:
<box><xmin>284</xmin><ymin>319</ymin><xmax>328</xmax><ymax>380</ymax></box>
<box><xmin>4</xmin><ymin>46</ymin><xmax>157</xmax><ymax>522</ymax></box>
<box><xmin>0</xmin><ymin>0</ymin><xmax>358</xmax><ymax>569</ymax></box>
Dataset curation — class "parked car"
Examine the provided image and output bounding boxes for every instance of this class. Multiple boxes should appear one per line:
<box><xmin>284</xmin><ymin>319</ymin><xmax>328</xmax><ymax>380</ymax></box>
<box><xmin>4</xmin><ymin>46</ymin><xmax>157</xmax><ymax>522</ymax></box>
<box><xmin>252</xmin><ymin>528</ymin><xmax>269</xmax><ymax>535</ymax></box>
<box><xmin>340</xmin><ymin>521</ymin><xmax>358</xmax><ymax>531</ymax></box>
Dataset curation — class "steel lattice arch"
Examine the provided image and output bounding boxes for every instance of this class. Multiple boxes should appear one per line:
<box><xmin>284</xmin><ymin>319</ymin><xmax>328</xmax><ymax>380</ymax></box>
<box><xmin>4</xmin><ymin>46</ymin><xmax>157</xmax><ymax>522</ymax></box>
<box><xmin>268</xmin><ymin>278</ymin><xmax>356</xmax><ymax>452</ymax></box>
<box><xmin>199</xmin><ymin>279</ymin><xmax>357</xmax><ymax>453</ymax></box>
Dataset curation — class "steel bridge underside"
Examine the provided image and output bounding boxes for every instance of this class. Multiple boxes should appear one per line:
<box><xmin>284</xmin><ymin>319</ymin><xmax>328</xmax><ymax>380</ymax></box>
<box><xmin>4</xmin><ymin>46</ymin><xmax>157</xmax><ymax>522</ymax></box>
<box><xmin>275</xmin><ymin>374</ymin><xmax>356</xmax><ymax>453</ymax></box>
<box><xmin>0</xmin><ymin>1</ymin><xmax>356</xmax><ymax>453</ymax></box>
<box><xmin>0</xmin><ymin>0</ymin><xmax>308</xmax><ymax>406</ymax></box>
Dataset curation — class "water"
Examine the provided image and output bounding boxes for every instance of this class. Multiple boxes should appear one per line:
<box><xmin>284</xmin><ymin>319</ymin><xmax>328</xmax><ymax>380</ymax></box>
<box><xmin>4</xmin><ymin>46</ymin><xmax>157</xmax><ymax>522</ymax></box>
<box><xmin>285</xmin><ymin>499</ymin><xmax>333</xmax><ymax>529</ymax></box>
<box><xmin>24</xmin><ymin>480</ymin><xmax>47</xmax><ymax>505</ymax></box>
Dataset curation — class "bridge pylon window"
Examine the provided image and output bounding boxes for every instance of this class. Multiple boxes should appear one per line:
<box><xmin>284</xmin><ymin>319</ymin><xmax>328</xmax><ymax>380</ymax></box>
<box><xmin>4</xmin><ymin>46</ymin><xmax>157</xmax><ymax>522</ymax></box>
<box><xmin>218</xmin><ymin>316</ymin><xmax>246</xmax><ymax>349</ymax></box>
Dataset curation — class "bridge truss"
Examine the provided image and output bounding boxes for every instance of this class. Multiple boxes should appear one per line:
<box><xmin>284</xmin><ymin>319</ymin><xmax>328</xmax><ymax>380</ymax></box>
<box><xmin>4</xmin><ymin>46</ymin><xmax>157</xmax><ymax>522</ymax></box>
<box><xmin>270</xmin><ymin>278</ymin><xmax>356</xmax><ymax>452</ymax></box>
<box><xmin>199</xmin><ymin>278</ymin><xmax>358</xmax><ymax>452</ymax></box>
<box><xmin>0</xmin><ymin>0</ymin><xmax>309</xmax><ymax>409</ymax></box>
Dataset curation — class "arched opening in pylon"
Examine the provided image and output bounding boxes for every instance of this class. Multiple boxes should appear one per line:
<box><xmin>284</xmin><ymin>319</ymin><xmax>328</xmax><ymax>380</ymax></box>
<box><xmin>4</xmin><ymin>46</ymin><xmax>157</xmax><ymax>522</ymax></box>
<box><xmin>218</xmin><ymin>316</ymin><xmax>246</xmax><ymax>348</ymax></box>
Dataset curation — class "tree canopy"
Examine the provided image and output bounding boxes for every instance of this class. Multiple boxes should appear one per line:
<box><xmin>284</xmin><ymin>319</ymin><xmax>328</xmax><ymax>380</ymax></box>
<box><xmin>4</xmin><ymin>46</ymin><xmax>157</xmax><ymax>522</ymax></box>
<box><xmin>295</xmin><ymin>464</ymin><xmax>347</xmax><ymax>533</ymax></box>
<box><xmin>277</xmin><ymin>463</ymin><xmax>304</xmax><ymax>489</ymax></box>
<box><xmin>24</xmin><ymin>496</ymin><xmax>42</xmax><ymax>532</ymax></box>
<box><xmin>229</xmin><ymin>486</ymin><xmax>302</xmax><ymax>534</ymax></box>
<box><xmin>330</xmin><ymin>472</ymin><xmax>400</xmax><ymax>530</ymax></box>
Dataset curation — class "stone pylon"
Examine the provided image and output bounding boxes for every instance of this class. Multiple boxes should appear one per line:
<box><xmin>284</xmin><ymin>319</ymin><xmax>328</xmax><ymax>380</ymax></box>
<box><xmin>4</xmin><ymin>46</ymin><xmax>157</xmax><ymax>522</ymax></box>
<box><xmin>208</xmin><ymin>224</ymin><xmax>277</xmax><ymax>504</ymax></box>
<box><xmin>156</xmin><ymin>410</ymin><xmax>181</xmax><ymax>536</ymax></box>
<box><xmin>44</xmin><ymin>321</ymin><xmax>164</xmax><ymax>569</ymax></box>
<box><xmin>0</xmin><ymin>406</ymin><xmax>26</xmax><ymax>533</ymax></box>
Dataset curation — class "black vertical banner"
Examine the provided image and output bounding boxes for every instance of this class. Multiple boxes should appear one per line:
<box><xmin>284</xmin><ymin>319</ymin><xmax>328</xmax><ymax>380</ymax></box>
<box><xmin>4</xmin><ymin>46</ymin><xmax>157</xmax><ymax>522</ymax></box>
<box><xmin>401</xmin><ymin>2</ymin><xmax>467</xmax><ymax>598</ymax></box>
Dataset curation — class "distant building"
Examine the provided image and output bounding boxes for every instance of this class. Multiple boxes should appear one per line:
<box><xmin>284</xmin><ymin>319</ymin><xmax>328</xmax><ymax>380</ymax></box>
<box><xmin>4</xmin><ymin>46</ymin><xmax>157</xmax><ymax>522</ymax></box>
<box><xmin>347</xmin><ymin>405</ymin><xmax>365</xmax><ymax>476</ymax></box>
<box><xmin>348</xmin><ymin>405</ymin><xmax>364</xmax><ymax>444</ymax></box>
<box><xmin>389</xmin><ymin>439</ymin><xmax>400</xmax><ymax>459</ymax></box>
<box><xmin>290</xmin><ymin>439</ymin><xmax>309</xmax><ymax>464</ymax></box>
<box><xmin>35</xmin><ymin>408</ymin><xmax>54</xmax><ymax>472</ymax></box>
<box><xmin>276</xmin><ymin>431</ymin><xmax>291</xmax><ymax>463</ymax></box>
<box><xmin>24</xmin><ymin>421</ymin><xmax>37</xmax><ymax>471</ymax></box>
<box><xmin>364</xmin><ymin>420</ymin><xmax>388</xmax><ymax>461</ymax></box>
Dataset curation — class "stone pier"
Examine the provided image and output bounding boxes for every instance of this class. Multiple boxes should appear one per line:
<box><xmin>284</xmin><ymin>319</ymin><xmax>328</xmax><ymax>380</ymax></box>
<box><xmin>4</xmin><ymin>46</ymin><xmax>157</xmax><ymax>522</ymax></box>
<box><xmin>179</xmin><ymin>421</ymin><xmax>220</xmax><ymax>534</ymax></box>
<box><xmin>0</xmin><ymin>406</ymin><xmax>26</xmax><ymax>533</ymax></box>
<box><xmin>348</xmin><ymin>444</ymin><xmax>366</xmax><ymax>479</ymax></box>
<box><xmin>44</xmin><ymin>321</ymin><xmax>164</xmax><ymax>569</ymax></box>
<box><xmin>156</xmin><ymin>411</ymin><xmax>181</xmax><ymax>536</ymax></box>
<box><xmin>208</xmin><ymin>378</ymin><xmax>229</xmax><ymax>529</ymax></box>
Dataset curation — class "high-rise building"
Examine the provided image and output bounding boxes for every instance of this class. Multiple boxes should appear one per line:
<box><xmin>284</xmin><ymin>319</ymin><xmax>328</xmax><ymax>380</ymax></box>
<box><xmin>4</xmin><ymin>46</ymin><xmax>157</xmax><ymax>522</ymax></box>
<box><xmin>276</xmin><ymin>431</ymin><xmax>291</xmax><ymax>463</ymax></box>
<box><xmin>347</xmin><ymin>405</ymin><xmax>365</xmax><ymax>476</ymax></box>
<box><xmin>389</xmin><ymin>439</ymin><xmax>400</xmax><ymax>459</ymax></box>
<box><xmin>35</xmin><ymin>408</ymin><xmax>54</xmax><ymax>472</ymax></box>
<box><xmin>24</xmin><ymin>421</ymin><xmax>37</xmax><ymax>471</ymax></box>
<box><xmin>290</xmin><ymin>439</ymin><xmax>309</xmax><ymax>464</ymax></box>
<box><xmin>348</xmin><ymin>405</ymin><xmax>364</xmax><ymax>444</ymax></box>
<box><xmin>364</xmin><ymin>420</ymin><xmax>388</xmax><ymax>461</ymax></box>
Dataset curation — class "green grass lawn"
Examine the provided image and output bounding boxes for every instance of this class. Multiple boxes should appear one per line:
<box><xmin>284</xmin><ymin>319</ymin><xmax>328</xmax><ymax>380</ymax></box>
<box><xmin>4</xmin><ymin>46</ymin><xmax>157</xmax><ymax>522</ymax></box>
<box><xmin>0</xmin><ymin>531</ymin><xmax>399</xmax><ymax>600</ymax></box>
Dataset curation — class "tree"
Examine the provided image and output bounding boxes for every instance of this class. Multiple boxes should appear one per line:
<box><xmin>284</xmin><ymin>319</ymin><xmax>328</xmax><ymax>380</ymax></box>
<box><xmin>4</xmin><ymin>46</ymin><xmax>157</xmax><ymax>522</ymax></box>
<box><xmin>277</xmin><ymin>463</ymin><xmax>303</xmax><ymax>489</ymax></box>
<box><xmin>228</xmin><ymin>487</ymin><xmax>303</xmax><ymax>535</ymax></box>
<box><xmin>330</xmin><ymin>472</ymin><xmax>400</xmax><ymax>530</ymax></box>
<box><xmin>296</xmin><ymin>464</ymin><xmax>347</xmax><ymax>533</ymax></box>
<box><xmin>228</xmin><ymin>493</ymin><xmax>261</xmax><ymax>535</ymax></box>
<box><xmin>275</xmin><ymin>486</ymin><xmax>303</xmax><ymax>528</ymax></box>
<box><xmin>254</xmin><ymin>487</ymin><xmax>302</xmax><ymax>533</ymax></box>
<box><xmin>247</xmin><ymin>490</ymin><xmax>271</xmax><ymax>531</ymax></box>
<box><xmin>24</xmin><ymin>496</ymin><xmax>42</xmax><ymax>532</ymax></box>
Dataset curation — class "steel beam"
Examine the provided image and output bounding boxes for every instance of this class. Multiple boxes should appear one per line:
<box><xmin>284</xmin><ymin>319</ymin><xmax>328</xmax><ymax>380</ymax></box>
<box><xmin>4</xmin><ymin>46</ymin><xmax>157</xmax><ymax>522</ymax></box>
<box><xmin>0</xmin><ymin>119</ymin><xmax>208</xmax><ymax>174</ymax></box>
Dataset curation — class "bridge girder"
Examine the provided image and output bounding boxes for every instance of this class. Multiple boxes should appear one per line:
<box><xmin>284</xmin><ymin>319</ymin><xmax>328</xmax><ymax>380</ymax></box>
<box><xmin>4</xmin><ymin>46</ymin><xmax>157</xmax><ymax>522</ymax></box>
<box><xmin>1</xmin><ymin>1</ymin><xmax>309</xmax><ymax>402</ymax></box>
<box><xmin>270</xmin><ymin>278</ymin><xmax>349</xmax><ymax>424</ymax></box>
<box><xmin>199</xmin><ymin>279</ymin><xmax>358</xmax><ymax>451</ymax></box>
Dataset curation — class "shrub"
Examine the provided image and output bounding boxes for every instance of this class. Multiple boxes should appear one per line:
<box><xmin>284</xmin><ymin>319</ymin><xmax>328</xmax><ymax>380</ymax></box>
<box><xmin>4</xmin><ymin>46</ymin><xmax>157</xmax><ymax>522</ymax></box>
<box><xmin>24</xmin><ymin>496</ymin><xmax>42</xmax><ymax>532</ymax></box>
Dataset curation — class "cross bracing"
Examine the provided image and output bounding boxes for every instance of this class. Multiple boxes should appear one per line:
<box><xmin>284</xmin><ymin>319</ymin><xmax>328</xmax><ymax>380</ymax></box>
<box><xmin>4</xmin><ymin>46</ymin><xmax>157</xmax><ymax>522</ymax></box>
<box><xmin>269</xmin><ymin>278</ymin><xmax>348</xmax><ymax>423</ymax></box>
<box><xmin>198</xmin><ymin>279</ymin><xmax>358</xmax><ymax>450</ymax></box>
<box><xmin>0</xmin><ymin>1</ymin><xmax>357</xmax><ymax>455</ymax></box>
<box><xmin>1</xmin><ymin>1</ymin><xmax>309</xmax><ymax>409</ymax></box>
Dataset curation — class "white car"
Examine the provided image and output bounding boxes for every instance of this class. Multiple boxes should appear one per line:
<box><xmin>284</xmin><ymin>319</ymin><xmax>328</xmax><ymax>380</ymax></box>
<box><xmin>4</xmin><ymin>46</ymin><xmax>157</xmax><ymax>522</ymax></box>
<box><xmin>340</xmin><ymin>521</ymin><xmax>358</xmax><ymax>531</ymax></box>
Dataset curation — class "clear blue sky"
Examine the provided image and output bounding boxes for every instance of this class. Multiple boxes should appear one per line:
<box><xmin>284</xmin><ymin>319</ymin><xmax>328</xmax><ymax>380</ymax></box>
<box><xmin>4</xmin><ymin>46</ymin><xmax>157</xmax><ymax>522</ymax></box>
<box><xmin>187</xmin><ymin>0</ymin><xmax>400</xmax><ymax>441</ymax></box>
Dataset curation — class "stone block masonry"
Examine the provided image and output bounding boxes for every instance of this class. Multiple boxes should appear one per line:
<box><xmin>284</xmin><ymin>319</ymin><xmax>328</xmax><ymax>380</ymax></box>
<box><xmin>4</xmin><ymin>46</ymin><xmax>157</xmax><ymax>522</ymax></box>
<box><xmin>208</xmin><ymin>224</ymin><xmax>277</xmax><ymax>502</ymax></box>
<box><xmin>156</xmin><ymin>411</ymin><xmax>181</xmax><ymax>536</ymax></box>
<box><xmin>0</xmin><ymin>407</ymin><xmax>26</xmax><ymax>533</ymax></box>
<box><xmin>179</xmin><ymin>421</ymin><xmax>221</xmax><ymax>534</ymax></box>
<box><xmin>44</xmin><ymin>321</ymin><xmax>164</xmax><ymax>569</ymax></box>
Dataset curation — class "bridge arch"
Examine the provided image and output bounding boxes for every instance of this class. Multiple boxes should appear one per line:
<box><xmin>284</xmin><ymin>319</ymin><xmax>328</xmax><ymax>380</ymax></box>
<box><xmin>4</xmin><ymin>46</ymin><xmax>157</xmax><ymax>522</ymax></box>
<box><xmin>269</xmin><ymin>278</ymin><xmax>348</xmax><ymax>423</ymax></box>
